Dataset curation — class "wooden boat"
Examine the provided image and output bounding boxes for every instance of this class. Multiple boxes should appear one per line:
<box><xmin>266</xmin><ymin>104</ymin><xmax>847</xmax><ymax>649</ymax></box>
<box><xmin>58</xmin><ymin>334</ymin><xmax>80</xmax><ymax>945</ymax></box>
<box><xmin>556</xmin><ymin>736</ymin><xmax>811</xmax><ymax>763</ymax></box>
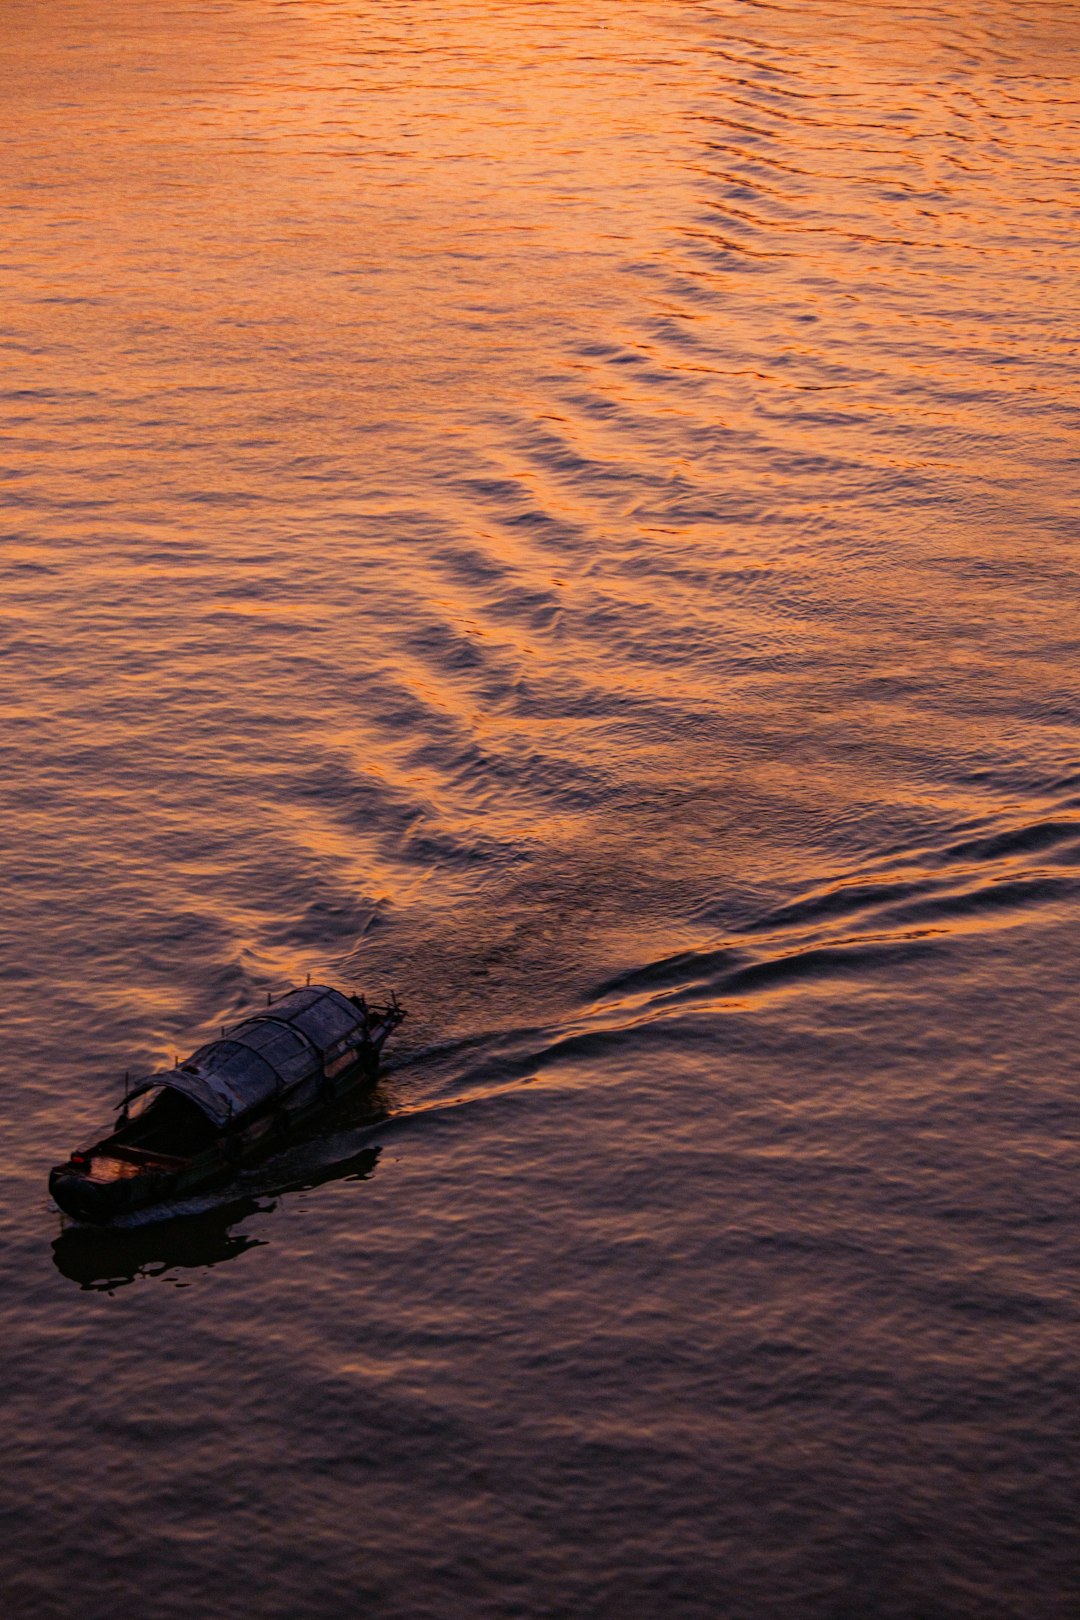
<box><xmin>49</xmin><ymin>984</ymin><xmax>404</xmax><ymax>1225</ymax></box>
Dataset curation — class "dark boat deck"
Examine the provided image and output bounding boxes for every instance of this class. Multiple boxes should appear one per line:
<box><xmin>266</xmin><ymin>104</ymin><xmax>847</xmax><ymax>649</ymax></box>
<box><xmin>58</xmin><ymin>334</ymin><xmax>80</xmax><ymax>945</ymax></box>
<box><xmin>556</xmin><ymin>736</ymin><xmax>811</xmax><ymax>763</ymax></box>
<box><xmin>50</xmin><ymin>984</ymin><xmax>404</xmax><ymax>1223</ymax></box>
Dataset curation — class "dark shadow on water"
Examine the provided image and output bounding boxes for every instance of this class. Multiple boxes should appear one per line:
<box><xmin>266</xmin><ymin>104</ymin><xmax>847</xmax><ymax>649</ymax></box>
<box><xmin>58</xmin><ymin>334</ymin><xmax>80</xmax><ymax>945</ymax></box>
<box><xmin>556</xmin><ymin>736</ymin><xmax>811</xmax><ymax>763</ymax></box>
<box><xmin>52</xmin><ymin>1144</ymin><xmax>382</xmax><ymax>1292</ymax></box>
<box><xmin>52</xmin><ymin>1200</ymin><xmax>271</xmax><ymax>1291</ymax></box>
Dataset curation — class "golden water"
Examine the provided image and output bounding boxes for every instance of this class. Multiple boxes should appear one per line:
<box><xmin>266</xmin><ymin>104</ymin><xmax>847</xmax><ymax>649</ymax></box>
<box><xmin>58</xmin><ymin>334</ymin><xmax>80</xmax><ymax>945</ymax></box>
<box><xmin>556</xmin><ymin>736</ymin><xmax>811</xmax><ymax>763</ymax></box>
<box><xmin>3</xmin><ymin>3</ymin><xmax>1079</xmax><ymax>1616</ymax></box>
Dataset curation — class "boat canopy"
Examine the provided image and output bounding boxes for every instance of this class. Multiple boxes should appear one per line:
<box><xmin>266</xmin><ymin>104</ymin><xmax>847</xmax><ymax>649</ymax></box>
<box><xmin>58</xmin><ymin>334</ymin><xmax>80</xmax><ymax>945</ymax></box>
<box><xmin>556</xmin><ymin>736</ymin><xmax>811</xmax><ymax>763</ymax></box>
<box><xmin>124</xmin><ymin>985</ymin><xmax>368</xmax><ymax>1129</ymax></box>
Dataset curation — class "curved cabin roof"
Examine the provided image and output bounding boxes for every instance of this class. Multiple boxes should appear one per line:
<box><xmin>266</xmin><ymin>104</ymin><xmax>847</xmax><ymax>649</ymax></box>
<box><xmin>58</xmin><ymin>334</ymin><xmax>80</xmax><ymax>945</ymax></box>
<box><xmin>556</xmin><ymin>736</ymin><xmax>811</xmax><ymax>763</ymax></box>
<box><xmin>125</xmin><ymin>984</ymin><xmax>368</xmax><ymax>1130</ymax></box>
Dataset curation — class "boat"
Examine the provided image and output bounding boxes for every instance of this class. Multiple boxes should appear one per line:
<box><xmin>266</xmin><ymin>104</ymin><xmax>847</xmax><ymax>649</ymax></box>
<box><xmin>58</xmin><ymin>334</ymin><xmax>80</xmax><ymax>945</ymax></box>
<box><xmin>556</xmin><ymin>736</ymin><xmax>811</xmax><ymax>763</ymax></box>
<box><xmin>48</xmin><ymin>983</ymin><xmax>404</xmax><ymax>1225</ymax></box>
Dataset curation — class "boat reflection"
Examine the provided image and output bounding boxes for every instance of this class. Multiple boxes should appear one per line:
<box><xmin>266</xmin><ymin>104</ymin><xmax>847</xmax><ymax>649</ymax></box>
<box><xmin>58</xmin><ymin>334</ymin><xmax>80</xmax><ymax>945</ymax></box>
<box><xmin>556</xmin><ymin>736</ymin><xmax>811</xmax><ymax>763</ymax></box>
<box><xmin>52</xmin><ymin>1142</ymin><xmax>382</xmax><ymax>1291</ymax></box>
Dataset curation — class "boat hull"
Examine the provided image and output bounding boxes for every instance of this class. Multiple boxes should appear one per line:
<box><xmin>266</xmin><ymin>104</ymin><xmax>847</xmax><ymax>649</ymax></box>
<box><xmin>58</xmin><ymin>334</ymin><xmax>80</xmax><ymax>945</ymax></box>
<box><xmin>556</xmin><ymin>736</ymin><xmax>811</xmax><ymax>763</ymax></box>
<box><xmin>50</xmin><ymin>1039</ymin><xmax>385</xmax><ymax>1225</ymax></box>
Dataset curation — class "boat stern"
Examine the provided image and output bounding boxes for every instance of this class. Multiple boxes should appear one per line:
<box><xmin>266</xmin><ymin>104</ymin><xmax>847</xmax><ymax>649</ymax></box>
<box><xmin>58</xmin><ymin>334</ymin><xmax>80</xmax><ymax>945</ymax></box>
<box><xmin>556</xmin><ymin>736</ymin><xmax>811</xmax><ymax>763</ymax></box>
<box><xmin>49</xmin><ymin>1158</ymin><xmax>118</xmax><ymax>1224</ymax></box>
<box><xmin>49</xmin><ymin>1144</ymin><xmax>175</xmax><ymax>1224</ymax></box>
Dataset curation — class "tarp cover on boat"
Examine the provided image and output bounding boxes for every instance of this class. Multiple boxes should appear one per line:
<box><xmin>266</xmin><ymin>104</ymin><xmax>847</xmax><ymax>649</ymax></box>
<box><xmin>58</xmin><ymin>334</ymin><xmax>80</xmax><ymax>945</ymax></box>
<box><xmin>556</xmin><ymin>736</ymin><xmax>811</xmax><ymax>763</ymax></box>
<box><xmin>126</xmin><ymin>985</ymin><xmax>368</xmax><ymax>1129</ymax></box>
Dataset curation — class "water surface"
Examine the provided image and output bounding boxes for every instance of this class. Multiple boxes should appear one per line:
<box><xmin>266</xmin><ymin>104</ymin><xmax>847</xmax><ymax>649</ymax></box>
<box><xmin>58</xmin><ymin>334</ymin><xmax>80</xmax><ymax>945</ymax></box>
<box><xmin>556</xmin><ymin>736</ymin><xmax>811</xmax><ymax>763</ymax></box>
<box><xmin>2</xmin><ymin>3</ymin><xmax>1079</xmax><ymax>1616</ymax></box>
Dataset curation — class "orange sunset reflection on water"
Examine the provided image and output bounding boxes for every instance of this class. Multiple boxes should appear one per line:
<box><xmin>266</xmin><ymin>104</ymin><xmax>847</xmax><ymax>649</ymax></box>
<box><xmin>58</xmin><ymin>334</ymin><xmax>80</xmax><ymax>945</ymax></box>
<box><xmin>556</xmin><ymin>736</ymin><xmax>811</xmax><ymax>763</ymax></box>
<box><xmin>3</xmin><ymin>3</ymin><xmax>1080</xmax><ymax>1618</ymax></box>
